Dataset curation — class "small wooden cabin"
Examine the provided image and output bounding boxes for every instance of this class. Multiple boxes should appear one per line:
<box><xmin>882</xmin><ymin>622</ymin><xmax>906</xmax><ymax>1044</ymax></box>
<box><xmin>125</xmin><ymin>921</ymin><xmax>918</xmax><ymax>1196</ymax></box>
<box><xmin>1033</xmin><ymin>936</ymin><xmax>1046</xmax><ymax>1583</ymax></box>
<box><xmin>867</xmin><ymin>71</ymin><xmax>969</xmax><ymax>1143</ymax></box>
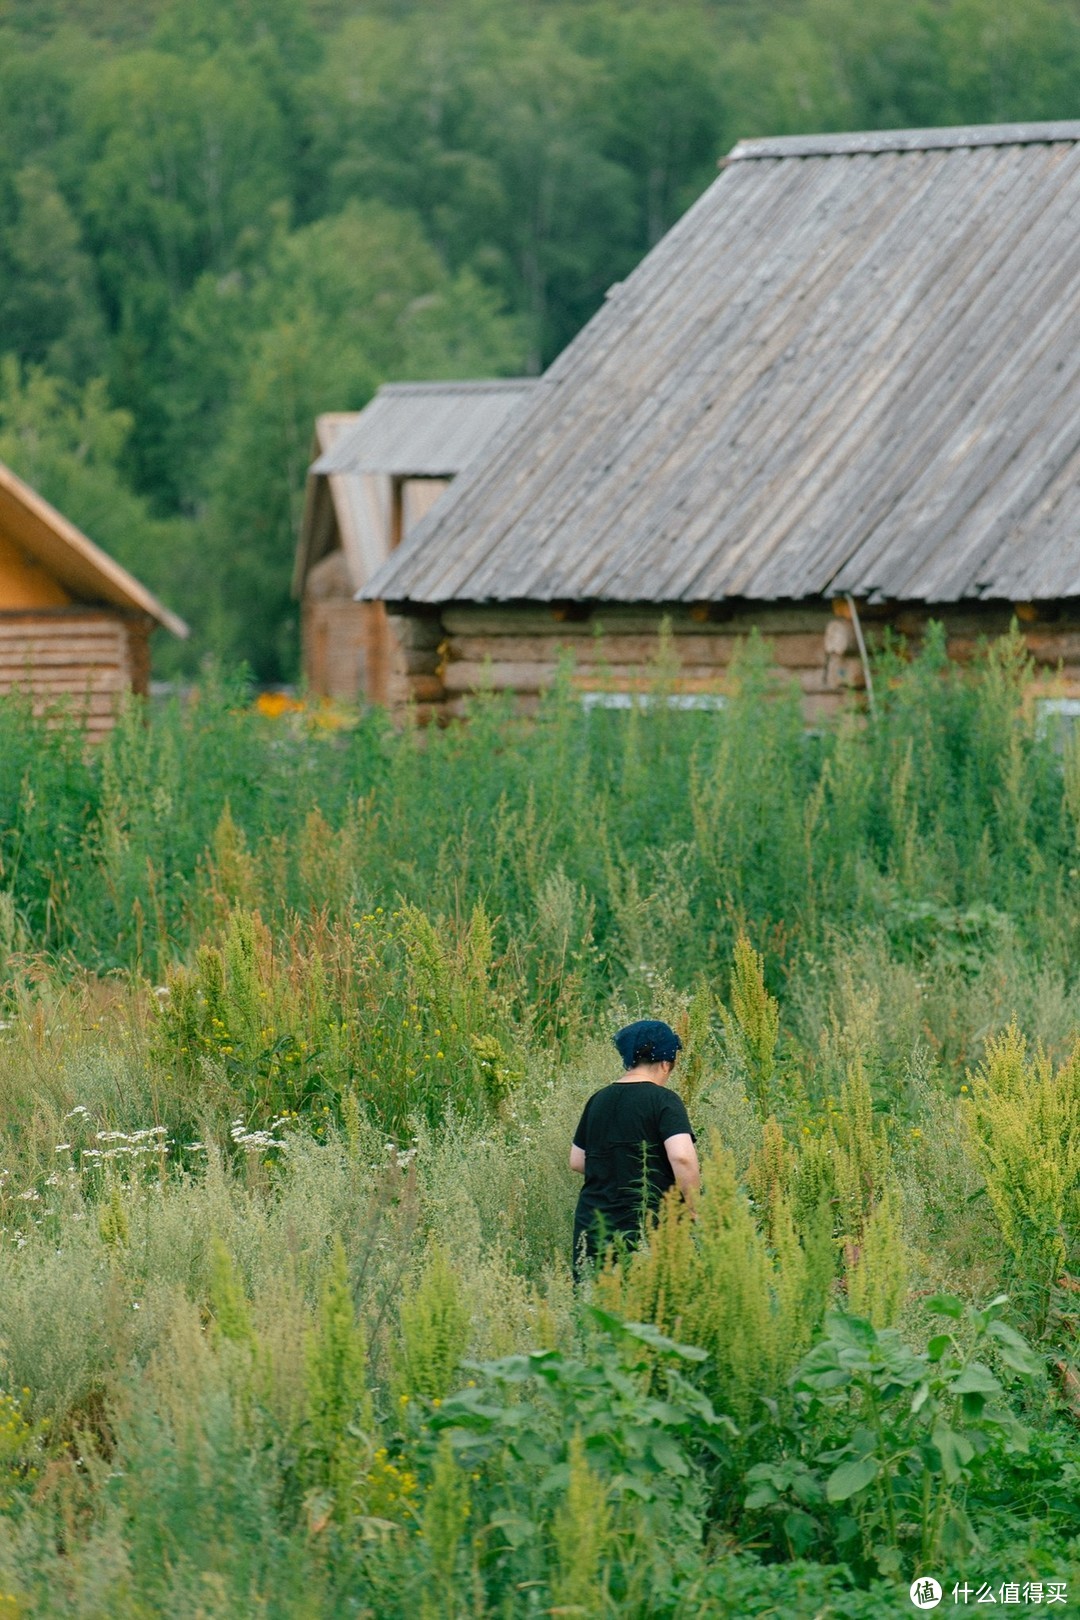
<box><xmin>293</xmin><ymin>380</ymin><xmax>534</xmax><ymax>707</ymax></box>
<box><xmin>0</xmin><ymin>459</ymin><xmax>187</xmax><ymax>738</ymax></box>
<box><xmin>364</xmin><ymin>121</ymin><xmax>1080</xmax><ymax>720</ymax></box>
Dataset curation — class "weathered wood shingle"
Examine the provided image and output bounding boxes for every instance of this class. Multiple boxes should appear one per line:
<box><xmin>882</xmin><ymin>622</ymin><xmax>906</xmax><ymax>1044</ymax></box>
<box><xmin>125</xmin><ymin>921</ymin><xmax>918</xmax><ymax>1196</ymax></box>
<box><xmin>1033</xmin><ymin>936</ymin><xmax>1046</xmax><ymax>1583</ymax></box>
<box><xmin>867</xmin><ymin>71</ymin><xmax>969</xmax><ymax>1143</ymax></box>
<box><xmin>313</xmin><ymin>381</ymin><xmax>537</xmax><ymax>479</ymax></box>
<box><xmin>366</xmin><ymin>122</ymin><xmax>1080</xmax><ymax>607</ymax></box>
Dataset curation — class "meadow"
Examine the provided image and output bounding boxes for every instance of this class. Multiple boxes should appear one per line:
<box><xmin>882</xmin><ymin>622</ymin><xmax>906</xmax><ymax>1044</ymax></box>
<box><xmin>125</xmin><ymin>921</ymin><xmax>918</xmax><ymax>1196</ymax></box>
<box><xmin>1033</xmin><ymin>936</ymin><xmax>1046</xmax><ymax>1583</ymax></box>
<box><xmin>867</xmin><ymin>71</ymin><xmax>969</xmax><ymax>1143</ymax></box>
<box><xmin>2</xmin><ymin>631</ymin><xmax>1080</xmax><ymax>1615</ymax></box>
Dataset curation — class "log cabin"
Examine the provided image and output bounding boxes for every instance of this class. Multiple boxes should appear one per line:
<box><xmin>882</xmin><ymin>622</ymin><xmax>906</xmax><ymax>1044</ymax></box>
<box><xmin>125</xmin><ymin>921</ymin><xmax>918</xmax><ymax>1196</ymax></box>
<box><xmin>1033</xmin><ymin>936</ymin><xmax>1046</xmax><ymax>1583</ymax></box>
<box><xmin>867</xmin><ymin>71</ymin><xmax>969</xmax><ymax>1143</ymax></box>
<box><xmin>293</xmin><ymin>380</ymin><xmax>534</xmax><ymax>707</ymax></box>
<box><xmin>363</xmin><ymin>121</ymin><xmax>1080</xmax><ymax>722</ymax></box>
<box><xmin>0</xmin><ymin>459</ymin><xmax>187</xmax><ymax>739</ymax></box>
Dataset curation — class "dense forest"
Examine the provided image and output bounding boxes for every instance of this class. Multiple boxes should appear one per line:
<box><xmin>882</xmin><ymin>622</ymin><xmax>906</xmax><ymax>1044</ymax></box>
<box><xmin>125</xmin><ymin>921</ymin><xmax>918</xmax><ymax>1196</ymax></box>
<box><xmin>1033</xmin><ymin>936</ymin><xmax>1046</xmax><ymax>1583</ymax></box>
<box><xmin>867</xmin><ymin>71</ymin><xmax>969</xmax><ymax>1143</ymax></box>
<box><xmin>2</xmin><ymin>0</ymin><xmax>1080</xmax><ymax>679</ymax></box>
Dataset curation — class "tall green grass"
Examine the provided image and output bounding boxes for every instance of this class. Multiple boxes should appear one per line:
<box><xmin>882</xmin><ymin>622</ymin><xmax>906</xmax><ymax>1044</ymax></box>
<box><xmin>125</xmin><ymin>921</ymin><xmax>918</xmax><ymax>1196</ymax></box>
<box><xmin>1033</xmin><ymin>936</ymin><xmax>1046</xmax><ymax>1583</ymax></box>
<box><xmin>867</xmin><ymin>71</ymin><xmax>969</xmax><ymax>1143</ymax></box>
<box><xmin>1</xmin><ymin>629</ymin><xmax>1076</xmax><ymax>980</ymax></box>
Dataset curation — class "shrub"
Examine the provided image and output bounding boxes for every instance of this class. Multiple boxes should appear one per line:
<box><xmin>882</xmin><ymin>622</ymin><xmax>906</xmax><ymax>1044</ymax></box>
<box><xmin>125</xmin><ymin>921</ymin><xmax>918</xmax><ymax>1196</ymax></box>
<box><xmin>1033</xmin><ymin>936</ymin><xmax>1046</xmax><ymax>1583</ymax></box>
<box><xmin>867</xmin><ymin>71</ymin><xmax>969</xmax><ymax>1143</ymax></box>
<box><xmin>746</xmin><ymin>1296</ymin><xmax>1043</xmax><ymax>1579</ymax></box>
<box><xmin>966</xmin><ymin>1023</ymin><xmax>1080</xmax><ymax>1332</ymax></box>
<box><xmin>600</xmin><ymin>1140</ymin><xmax>832</xmax><ymax>1429</ymax></box>
<box><xmin>424</xmin><ymin>1310</ymin><xmax>734</xmax><ymax>1606</ymax></box>
<box><xmin>393</xmin><ymin>1243</ymin><xmax>471</xmax><ymax>1404</ymax></box>
<box><xmin>303</xmin><ymin>1238</ymin><xmax>372</xmax><ymax>1518</ymax></box>
<box><xmin>722</xmin><ymin>933</ymin><xmax>780</xmax><ymax>1118</ymax></box>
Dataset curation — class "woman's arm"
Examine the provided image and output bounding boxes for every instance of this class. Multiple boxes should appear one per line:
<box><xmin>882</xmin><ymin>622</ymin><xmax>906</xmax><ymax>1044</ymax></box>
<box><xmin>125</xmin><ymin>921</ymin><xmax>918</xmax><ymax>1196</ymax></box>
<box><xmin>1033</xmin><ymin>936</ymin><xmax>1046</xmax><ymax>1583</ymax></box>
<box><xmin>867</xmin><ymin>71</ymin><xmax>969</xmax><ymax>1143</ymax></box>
<box><xmin>569</xmin><ymin>1144</ymin><xmax>586</xmax><ymax>1175</ymax></box>
<box><xmin>663</xmin><ymin>1132</ymin><xmax>700</xmax><ymax>1213</ymax></box>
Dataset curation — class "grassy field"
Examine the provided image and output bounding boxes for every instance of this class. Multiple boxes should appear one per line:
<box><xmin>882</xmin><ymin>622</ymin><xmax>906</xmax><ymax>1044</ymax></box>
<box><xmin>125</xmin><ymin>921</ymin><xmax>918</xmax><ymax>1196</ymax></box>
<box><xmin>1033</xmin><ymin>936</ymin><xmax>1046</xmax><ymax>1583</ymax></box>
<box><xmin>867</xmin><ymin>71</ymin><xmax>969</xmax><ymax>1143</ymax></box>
<box><xmin>2</xmin><ymin>632</ymin><xmax>1080</xmax><ymax>1616</ymax></box>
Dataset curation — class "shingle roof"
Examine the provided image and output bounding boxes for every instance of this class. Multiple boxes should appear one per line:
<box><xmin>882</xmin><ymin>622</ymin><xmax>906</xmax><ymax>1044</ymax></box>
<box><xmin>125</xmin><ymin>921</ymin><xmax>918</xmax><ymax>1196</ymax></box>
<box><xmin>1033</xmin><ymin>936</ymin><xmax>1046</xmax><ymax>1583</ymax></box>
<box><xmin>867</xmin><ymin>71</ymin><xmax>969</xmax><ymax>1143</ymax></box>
<box><xmin>311</xmin><ymin>380</ymin><xmax>537</xmax><ymax>479</ymax></box>
<box><xmin>365</xmin><ymin>121</ymin><xmax>1080</xmax><ymax>607</ymax></box>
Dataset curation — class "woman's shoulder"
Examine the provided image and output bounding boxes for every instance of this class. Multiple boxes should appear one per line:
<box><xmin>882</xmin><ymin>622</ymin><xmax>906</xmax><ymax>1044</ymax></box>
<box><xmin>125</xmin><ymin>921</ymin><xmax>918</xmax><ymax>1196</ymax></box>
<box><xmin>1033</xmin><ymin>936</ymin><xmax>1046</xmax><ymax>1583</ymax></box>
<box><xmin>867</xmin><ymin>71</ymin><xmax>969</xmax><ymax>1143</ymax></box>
<box><xmin>647</xmin><ymin>1084</ymin><xmax>690</xmax><ymax>1118</ymax></box>
<box><xmin>586</xmin><ymin>1081</ymin><xmax>621</xmax><ymax>1106</ymax></box>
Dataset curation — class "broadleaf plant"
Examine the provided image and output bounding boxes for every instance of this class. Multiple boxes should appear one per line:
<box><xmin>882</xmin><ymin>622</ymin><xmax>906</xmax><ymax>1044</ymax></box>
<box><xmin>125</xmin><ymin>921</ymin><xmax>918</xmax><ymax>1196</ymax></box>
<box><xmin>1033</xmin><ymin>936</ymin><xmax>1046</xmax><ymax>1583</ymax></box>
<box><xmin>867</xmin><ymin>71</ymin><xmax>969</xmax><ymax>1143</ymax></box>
<box><xmin>744</xmin><ymin>1296</ymin><xmax>1042</xmax><ymax>1578</ymax></box>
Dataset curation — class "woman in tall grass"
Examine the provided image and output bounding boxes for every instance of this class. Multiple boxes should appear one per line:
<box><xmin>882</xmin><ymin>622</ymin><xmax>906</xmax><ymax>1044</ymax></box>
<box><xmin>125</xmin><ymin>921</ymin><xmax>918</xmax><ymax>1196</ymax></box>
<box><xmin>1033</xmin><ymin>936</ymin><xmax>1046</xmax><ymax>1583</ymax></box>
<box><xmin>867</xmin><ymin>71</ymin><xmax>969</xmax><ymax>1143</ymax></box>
<box><xmin>569</xmin><ymin>1019</ymin><xmax>700</xmax><ymax>1275</ymax></box>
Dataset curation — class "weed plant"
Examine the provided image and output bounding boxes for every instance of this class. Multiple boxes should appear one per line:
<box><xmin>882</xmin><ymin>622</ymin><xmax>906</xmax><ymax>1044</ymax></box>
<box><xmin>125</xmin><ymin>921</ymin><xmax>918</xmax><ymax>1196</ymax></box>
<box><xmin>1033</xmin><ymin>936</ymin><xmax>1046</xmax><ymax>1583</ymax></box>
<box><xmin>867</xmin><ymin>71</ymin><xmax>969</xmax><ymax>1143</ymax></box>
<box><xmin>1</xmin><ymin>632</ymin><xmax>1080</xmax><ymax>1613</ymax></box>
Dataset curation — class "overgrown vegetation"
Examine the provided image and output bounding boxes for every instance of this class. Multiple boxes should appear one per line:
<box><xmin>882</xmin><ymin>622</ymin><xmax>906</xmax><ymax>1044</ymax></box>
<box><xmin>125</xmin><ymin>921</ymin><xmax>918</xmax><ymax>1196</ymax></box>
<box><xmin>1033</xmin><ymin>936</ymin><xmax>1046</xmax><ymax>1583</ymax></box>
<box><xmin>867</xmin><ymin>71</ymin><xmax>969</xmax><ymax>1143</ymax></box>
<box><xmin>4</xmin><ymin>637</ymin><xmax>1080</xmax><ymax>1613</ymax></box>
<box><xmin>2</xmin><ymin>0</ymin><xmax>1080</xmax><ymax>675</ymax></box>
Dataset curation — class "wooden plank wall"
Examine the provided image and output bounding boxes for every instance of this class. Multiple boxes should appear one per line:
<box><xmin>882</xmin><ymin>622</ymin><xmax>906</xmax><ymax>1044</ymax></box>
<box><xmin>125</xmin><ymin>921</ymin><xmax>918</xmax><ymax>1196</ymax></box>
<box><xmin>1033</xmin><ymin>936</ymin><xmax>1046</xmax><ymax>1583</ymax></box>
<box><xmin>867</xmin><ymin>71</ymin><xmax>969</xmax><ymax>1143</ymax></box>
<box><xmin>0</xmin><ymin>609</ymin><xmax>150</xmax><ymax>740</ymax></box>
<box><xmin>303</xmin><ymin>596</ymin><xmax>366</xmax><ymax>700</ymax></box>
<box><xmin>303</xmin><ymin>513</ymin><xmax>444</xmax><ymax>706</ymax></box>
<box><xmin>302</xmin><ymin>590</ymin><xmax>411</xmax><ymax>706</ymax></box>
<box><xmin>384</xmin><ymin>601</ymin><xmax>1080</xmax><ymax>723</ymax></box>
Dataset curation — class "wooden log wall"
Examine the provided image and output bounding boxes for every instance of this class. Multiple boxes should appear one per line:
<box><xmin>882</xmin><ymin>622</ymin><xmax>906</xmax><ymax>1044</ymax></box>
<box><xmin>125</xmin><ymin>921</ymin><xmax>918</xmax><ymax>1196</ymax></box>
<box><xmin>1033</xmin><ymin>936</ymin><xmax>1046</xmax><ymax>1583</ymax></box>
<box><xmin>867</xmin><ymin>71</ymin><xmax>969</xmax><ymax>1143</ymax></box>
<box><xmin>0</xmin><ymin>609</ymin><xmax>151</xmax><ymax>740</ymax></box>
<box><xmin>384</xmin><ymin>599</ymin><xmax>1080</xmax><ymax>723</ymax></box>
<box><xmin>385</xmin><ymin>604</ymin><xmax>843</xmax><ymax>722</ymax></box>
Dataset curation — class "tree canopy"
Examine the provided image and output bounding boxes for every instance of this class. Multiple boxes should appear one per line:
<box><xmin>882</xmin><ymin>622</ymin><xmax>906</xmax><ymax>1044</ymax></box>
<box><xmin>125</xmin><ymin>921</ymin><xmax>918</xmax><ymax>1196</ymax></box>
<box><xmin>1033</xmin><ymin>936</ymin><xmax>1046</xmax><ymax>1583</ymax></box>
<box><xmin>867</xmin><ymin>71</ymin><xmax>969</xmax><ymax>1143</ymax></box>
<box><xmin>1</xmin><ymin>0</ymin><xmax>1078</xmax><ymax>678</ymax></box>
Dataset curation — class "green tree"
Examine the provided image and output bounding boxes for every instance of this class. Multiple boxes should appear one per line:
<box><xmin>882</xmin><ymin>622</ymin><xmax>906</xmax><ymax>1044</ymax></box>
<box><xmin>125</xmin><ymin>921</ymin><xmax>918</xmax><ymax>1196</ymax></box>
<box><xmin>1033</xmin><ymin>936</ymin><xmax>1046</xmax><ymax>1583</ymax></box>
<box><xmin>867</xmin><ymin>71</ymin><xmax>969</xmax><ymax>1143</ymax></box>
<box><xmin>580</xmin><ymin>0</ymin><xmax>727</xmax><ymax>247</ymax></box>
<box><xmin>0</xmin><ymin>165</ymin><xmax>106</xmax><ymax>380</ymax></box>
<box><xmin>196</xmin><ymin>202</ymin><xmax>523</xmax><ymax>678</ymax></box>
<box><xmin>74</xmin><ymin>45</ymin><xmax>290</xmax><ymax>498</ymax></box>
<box><xmin>309</xmin><ymin>1</ymin><xmax>638</xmax><ymax>367</ymax></box>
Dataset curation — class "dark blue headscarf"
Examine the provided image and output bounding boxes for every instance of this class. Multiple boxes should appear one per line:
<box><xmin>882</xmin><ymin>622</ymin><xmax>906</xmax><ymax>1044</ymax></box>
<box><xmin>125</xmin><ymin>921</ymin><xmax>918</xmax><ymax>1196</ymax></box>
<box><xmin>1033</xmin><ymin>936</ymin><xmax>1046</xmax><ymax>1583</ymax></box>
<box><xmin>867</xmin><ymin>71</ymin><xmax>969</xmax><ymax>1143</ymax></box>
<box><xmin>613</xmin><ymin>1019</ymin><xmax>682</xmax><ymax>1069</ymax></box>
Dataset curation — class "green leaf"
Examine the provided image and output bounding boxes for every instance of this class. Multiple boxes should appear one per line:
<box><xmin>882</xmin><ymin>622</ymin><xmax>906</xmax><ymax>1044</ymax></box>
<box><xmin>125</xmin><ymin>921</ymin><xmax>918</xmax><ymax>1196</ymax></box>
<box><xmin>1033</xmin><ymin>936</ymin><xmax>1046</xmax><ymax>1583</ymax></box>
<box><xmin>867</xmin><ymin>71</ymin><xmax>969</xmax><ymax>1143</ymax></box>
<box><xmin>932</xmin><ymin>1423</ymin><xmax>975</xmax><ymax>1483</ymax></box>
<box><xmin>925</xmin><ymin>1293</ymin><xmax>965</xmax><ymax>1318</ymax></box>
<box><xmin>873</xmin><ymin>1542</ymin><xmax>903</xmax><ymax>1578</ymax></box>
<box><xmin>825</xmin><ymin>1455</ymin><xmax>879</xmax><ymax>1502</ymax></box>
<box><xmin>986</xmin><ymin>1319</ymin><xmax>1044</xmax><ymax>1377</ymax></box>
<box><xmin>487</xmin><ymin>1511</ymin><xmax>537</xmax><ymax>1547</ymax></box>
<box><xmin>826</xmin><ymin>1311</ymin><xmax>878</xmax><ymax>1348</ymax></box>
<box><xmin>585</xmin><ymin>1307</ymin><xmax>707</xmax><ymax>1360</ymax></box>
<box><xmin>791</xmin><ymin>1471</ymin><xmax>825</xmax><ymax>1508</ymax></box>
<box><xmin>927</xmin><ymin>1334</ymin><xmax>952</xmax><ymax>1363</ymax></box>
<box><xmin>951</xmin><ymin>1361</ymin><xmax>1002</xmax><ymax>1396</ymax></box>
<box><xmin>783</xmin><ymin>1509</ymin><xmax>820</xmax><ymax>1555</ymax></box>
<box><xmin>745</xmin><ymin>1483</ymin><xmax>778</xmax><ymax>1509</ymax></box>
<box><xmin>798</xmin><ymin>1368</ymin><xmax>851</xmax><ymax>1392</ymax></box>
<box><xmin>649</xmin><ymin>1433</ymin><xmax>689</xmax><ymax>1475</ymax></box>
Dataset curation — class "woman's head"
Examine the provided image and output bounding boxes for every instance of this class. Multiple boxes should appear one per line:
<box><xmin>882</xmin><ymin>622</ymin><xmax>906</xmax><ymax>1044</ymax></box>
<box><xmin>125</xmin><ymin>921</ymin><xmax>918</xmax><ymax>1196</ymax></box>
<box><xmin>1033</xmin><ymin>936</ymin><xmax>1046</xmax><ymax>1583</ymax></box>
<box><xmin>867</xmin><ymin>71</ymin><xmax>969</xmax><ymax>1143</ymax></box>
<box><xmin>613</xmin><ymin>1019</ymin><xmax>682</xmax><ymax>1072</ymax></box>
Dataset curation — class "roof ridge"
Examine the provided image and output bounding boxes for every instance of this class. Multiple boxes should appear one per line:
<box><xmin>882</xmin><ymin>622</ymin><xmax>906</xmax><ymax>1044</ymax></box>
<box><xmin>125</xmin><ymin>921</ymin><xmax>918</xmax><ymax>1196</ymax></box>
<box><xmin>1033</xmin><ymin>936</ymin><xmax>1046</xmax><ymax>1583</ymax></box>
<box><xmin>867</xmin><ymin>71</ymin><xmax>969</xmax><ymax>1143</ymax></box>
<box><xmin>727</xmin><ymin>120</ymin><xmax>1080</xmax><ymax>162</ymax></box>
<box><xmin>375</xmin><ymin>378</ymin><xmax>537</xmax><ymax>397</ymax></box>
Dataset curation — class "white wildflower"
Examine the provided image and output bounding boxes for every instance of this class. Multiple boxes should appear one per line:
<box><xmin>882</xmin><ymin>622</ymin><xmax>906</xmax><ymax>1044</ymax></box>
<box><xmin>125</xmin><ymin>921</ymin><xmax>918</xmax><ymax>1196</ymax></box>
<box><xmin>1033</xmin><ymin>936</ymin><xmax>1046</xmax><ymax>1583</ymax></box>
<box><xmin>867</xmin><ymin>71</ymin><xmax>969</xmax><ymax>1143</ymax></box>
<box><xmin>229</xmin><ymin>1119</ymin><xmax>285</xmax><ymax>1151</ymax></box>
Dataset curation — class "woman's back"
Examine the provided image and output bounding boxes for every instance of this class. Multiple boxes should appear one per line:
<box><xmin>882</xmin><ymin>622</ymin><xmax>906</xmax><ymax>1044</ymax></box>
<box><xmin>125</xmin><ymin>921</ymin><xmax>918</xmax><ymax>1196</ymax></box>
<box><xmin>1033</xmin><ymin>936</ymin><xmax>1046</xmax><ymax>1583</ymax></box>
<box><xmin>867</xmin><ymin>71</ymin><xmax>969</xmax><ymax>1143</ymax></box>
<box><xmin>573</xmin><ymin>1080</ymin><xmax>693</xmax><ymax>1238</ymax></box>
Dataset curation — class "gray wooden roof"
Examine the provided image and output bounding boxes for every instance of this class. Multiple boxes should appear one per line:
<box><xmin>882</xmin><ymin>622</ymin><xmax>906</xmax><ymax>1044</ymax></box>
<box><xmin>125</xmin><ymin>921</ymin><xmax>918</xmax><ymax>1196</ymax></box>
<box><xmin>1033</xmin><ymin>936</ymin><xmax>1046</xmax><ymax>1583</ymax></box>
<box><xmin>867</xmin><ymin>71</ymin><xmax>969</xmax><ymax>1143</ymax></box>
<box><xmin>312</xmin><ymin>380</ymin><xmax>536</xmax><ymax>479</ymax></box>
<box><xmin>366</xmin><ymin>121</ymin><xmax>1080</xmax><ymax>607</ymax></box>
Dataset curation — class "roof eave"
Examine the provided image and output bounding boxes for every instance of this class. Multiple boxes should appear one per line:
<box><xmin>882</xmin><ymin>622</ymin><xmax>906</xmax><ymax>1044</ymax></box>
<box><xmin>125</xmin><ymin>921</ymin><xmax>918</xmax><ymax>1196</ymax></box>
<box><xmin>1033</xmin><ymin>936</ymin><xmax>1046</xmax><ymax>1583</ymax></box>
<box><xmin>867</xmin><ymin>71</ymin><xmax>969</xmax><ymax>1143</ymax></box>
<box><xmin>0</xmin><ymin>461</ymin><xmax>188</xmax><ymax>637</ymax></box>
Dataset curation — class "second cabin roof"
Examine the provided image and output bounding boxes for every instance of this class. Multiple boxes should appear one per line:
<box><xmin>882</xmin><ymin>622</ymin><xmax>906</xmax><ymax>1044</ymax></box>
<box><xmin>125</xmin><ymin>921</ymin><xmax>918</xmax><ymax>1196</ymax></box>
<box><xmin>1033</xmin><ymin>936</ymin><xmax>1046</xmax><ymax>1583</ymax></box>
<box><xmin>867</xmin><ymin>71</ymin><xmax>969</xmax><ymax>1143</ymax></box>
<box><xmin>365</xmin><ymin>120</ymin><xmax>1080</xmax><ymax>608</ymax></box>
<box><xmin>312</xmin><ymin>380</ymin><xmax>538</xmax><ymax>479</ymax></box>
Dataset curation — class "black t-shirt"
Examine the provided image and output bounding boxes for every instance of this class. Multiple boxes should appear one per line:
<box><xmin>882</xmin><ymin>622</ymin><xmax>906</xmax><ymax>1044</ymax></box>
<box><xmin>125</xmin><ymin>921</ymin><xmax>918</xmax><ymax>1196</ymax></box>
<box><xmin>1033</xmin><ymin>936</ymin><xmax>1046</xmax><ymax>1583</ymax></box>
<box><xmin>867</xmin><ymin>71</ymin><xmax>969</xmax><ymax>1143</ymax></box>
<box><xmin>572</xmin><ymin>1081</ymin><xmax>695</xmax><ymax>1247</ymax></box>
